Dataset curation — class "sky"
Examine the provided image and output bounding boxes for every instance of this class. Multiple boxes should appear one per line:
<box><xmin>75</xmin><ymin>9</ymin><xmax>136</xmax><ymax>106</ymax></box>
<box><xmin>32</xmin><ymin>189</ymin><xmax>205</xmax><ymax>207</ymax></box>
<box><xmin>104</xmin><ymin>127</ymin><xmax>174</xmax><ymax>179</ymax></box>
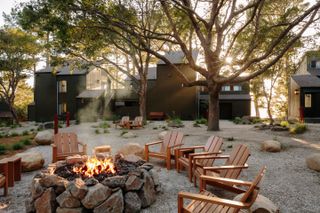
<box><xmin>0</xmin><ymin>0</ymin><xmax>28</xmax><ymax>26</ymax></box>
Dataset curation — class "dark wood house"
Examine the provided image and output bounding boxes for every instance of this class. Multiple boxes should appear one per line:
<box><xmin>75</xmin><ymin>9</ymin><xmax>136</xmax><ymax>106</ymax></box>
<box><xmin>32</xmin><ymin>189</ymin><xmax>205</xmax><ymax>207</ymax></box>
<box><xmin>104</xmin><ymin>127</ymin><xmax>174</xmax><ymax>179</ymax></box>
<box><xmin>28</xmin><ymin>64</ymin><xmax>112</xmax><ymax>122</ymax></box>
<box><xmin>289</xmin><ymin>51</ymin><xmax>320</xmax><ymax>122</ymax></box>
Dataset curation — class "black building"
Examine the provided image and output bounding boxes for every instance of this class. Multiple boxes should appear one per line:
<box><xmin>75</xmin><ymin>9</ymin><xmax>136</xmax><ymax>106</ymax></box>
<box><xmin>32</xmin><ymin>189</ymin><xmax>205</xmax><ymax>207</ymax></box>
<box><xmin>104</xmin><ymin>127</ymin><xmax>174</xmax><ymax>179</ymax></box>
<box><xmin>28</xmin><ymin>64</ymin><xmax>112</xmax><ymax>122</ymax></box>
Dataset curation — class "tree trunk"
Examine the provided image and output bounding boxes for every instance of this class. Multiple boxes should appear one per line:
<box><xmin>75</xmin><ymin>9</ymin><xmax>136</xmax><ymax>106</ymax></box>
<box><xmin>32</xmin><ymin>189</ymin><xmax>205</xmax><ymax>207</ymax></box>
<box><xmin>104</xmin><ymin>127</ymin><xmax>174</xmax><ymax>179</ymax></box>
<box><xmin>8</xmin><ymin>102</ymin><xmax>19</xmax><ymax>124</ymax></box>
<box><xmin>267</xmin><ymin>100</ymin><xmax>274</xmax><ymax>125</ymax></box>
<box><xmin>207</xmin><ymin>87</ymin><xmax>220</xmax><ymax>131</ymax></box>
<box><xmin>138</xmin><ymin>77</ymin><xmax>147</xmax><ymax>122</ymax></box>
<box><xmin>253</xmin><ymin>95</ymin><xmax>260</xmax><ymax>118</ymax></box>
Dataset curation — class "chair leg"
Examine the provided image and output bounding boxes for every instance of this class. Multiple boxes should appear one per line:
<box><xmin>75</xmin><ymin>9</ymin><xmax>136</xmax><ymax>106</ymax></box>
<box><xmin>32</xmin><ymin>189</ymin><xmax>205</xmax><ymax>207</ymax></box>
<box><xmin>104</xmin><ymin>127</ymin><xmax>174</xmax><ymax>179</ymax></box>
<box><xmin>144</xmin><ymin>146</ymin><xmax>149</xmax><ymax>162</ymax></box>
<box><xmin>166</xmin><ymin>150</ymin><xmax>171</xmax><ymax>170</ymax></box>
<box><xmin>188</xmin><ymin>166</ymin><xmax>193</xmax><ymax>182</ymax></box>
<box><xmin>194</xmin><ymin>174</ymin><xmax>197</xmax><ymax>187</ymax></box>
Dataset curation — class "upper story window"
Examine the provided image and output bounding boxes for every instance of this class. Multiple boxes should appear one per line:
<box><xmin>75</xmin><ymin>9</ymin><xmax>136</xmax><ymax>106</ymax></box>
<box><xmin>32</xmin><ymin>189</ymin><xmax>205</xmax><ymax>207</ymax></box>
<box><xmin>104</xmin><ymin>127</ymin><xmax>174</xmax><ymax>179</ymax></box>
<box><xmin>221</xmin><ymin>85</ymin><xmax>231</xmax><ymax>91</ymax></box>
<box><xmin>310</xmin><ymin>60</ymin><xmax>320</xmax><ymax>69</ymax></box>
<box><xmin>58</xmin><ymin>80</ymin><xmax>67</xmax><ymax>93</ymax></box>
<box><xmin>233</xmin><ymin>85</ymin><xmax>242</xmax><ymax>91</ymax></box>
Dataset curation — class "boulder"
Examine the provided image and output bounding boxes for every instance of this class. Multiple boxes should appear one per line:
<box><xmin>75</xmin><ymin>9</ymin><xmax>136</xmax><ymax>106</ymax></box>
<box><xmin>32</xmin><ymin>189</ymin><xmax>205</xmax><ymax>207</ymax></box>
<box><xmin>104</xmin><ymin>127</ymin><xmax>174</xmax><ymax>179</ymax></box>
<box><xmin>25</xmin><ymin>197</ymin><xmax>35</xmax><ymax>213</ymax></box>
<box><xmin>261</xmin><ymin>140</ymin><xmax>281</xmax><ymax>152</ymax></box>
<box><xmin>31</xmin><ymin>178</ymin><xmax>45</xmax><ymax>199</ymax></box>
<box><xmin>39</xmin><ymin>174</ymin><xmax>67</xmax><ymax>188</ymax></box>
<box><xmin>56</xmin><ymin>190</ymin><xmax>81</xmax><ymax>208</ymax></box>
<box><xmin>124</xmin><ymin>154</ymin><xmax>143</xmax><ymax>163</ymax></box>
<box><xmin>138</xmin><ymin>170</ymin><xmax>156</xmax><ymax>208</ymax></box>
<box><xmin>125</xmin><ymin>175</ymin><xmax>144</xmax><ymax>191</ymax></box>
<box><xmin>122</xmin><ymin>132</ymin><xmax>137</xmax><ymax>139</ymax></box>
<box><xmin>81</xmin><ymin>183</ymin><xmax>112</xmax><ymax>209</ymax></box>
<box><xmin>158</xmin><ymin>131</ymin><xmax>167</xmax><ymax>140</ymax></box>
<box><xmin>34</xmin><ymin>130</ymin><xmax>54</xmax><ymax>145</ymax></box>
<box><xmin>234</xmin><ymin>194</ymin><xmax>279</xmax><ymax>213</ymax></box>
<box><xmin>34</xmin><ymin>188</ymin><xmax>57</xmax><ymax>213</ymax></box>
<box><xmin>149</xmin><ymin>169</ymin><xmax>160</xmax><ymax>187</ymax></box>
<box><xmin>15</xmin><ymin>152</ymin><xmax>45</xmax><ymax>172</ymax></box>
<box><xmin>124</xmin><ymin>192</ymin><xmax>141</xmax><ymax>213</ymax></box>
<box><xmin>306</xmin><ymin>153</ymin><xmax>320</xmax><ymax>172</ymax></box>
<box><xmin>67</xmin><ymin>178</ymin><xmax>88</xmax><ymax>200</ymax></box>
<box><xmin>102</xmin><ymin>175</ymin><xmax>127</xmax><ymax>188</ymax></box>
<box><xmin>56</xmin><ymin>207</ymin><xmax>85</xmax><ymax>213</ymax></box>
<box><xmin>117</xmin><ymin>143</ymin><xmax>144</xmax><ymax>158</ymax></box>
<box><xmin>85</xmin><ymin>178</ymin><xmax>99</xmax><ymax>186</ymax></box>
<box><xmin>94</xmin><ymin>189</ymin><xmax>124</xmax><ymax>213</ymax></box>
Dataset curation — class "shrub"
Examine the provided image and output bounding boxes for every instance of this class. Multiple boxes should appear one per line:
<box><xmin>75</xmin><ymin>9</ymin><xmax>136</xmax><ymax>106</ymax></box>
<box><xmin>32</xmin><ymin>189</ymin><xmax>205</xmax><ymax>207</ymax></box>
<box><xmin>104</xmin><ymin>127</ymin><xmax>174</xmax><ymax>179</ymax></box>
<box><xmin>10</xmin><ymin>132</ymin><xmax>19</xmax><ymax>137</ymax></box>
<box><xmin>120</xmin><ymin>130</ymin><xmax>128</xmax><ymax>136</ymax></box>
<box><xmin>103</xmin><ymin>129</ymin><xmax>110</xmax><ymax>134</ymax></box>
<box><xmin>153</xmin><ymin>127</ymin><xmax>158</xmax><ymax>130</ymax></box>
<box><xmin>193</xmin><ymin>123</ymin><xmax>201</xmax><ymax>127</ymax></box>
<box><xmin>99</xmin><ymin>122</ymin><xmax>110</xmax><ymax>129</ymax></box>
<box><xmin>194</xmin><ymin>118</ymin><xmax>207</xmax><ymax>125</ymax></box>
<box><xmin>37</xmin><ymin>126</ymin><xmax>43</xmax><ymax>131</ymax></box>
<box><xmin>0</xmin><ymin>144</ymin><xmax>7</xmax><ymax>154</ymax></box>
<box><xmin>227</xmin><ymin>137</ymin><xmax>234</xmax><ymax>141</ymax></box>
<box><xmin>21</xmin><ymin>138</ymin><xmax>32</xmax><ymax>145</ymax></box>
<box><xmin>280</xmin><ymin>121</ymin><xmax>289</xmax><ymax>128</ymax></box>
<box><xmin>290</xmin><ymin>123</ymin><xmax>307</xmax><ymax>134</ymax></box>
<box><xmin>95</xmin><ymin>129</ymin><xmax>101</xmax><ymax>134</ymax></box>
<box><xmin>12</xmin><ymin>143</ymin><xmax>24</xmax><ymax>150</ymax></box>
<box><xmin>22</xmin><ymin>130</ymin><xmax>29</xmax><ymax>135</ymax></box>
<box><xmin>233</xmin><ymin>117</ymin><xmax>242</xmax><ymax>124</ymax></box>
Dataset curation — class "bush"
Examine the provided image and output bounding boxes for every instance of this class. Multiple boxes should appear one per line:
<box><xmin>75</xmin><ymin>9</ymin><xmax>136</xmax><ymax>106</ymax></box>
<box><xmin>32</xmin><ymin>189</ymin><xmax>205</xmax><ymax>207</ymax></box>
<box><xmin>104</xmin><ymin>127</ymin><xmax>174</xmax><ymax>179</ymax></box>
<box><xmin>290</xmin><ymin>123</ymin><xmax>307</xmax><ymax>134</ymax></box>
<box><xmin>280</xmin><ymin>121</ymin><xmax>289</xmax><ymax>128</ymax></box>
<box><xmin>95</xmin><ymin>129</ymin><xmax>101</xmax><ymax>134</ymax></box>
<box><xmin>99</xmin><ymin>122</ymin><xmax>110</xmax><ymax>129</ymax></box>
<box><xmin>153</xmin><ymin>127</ymin><xmax>158</xmax><ymax>130</ymax></box>
<box><xmin>10</xmin><ymin>132</ymin><xmax>19</xmax><ymax>137</ymax></box>
<box><xmin>103</xmin><ymin>129</ymin><xmax>110</xmax><ymax>134</ymax></box>
<box><xmin>22</xmin><ymin>130</ymin><xmax>29</xmax><ymax>135</ymax></box>
<box><xmin>12</xmin><ymin>142</ymin><xmax>24</xmax><ymax>150</ymax></box>
<box><xmin>0</xmin><ymin>144</ymin><xmax>7</xmax><ymax>155</ymax></box>
<box><xmin>194</xmin><ymin>118</ymin><xmax>207</xmax><ymax>125</ymax></box>
<box><xmin>21</xmin><ymin>138</ymin><xmax>32</xmax><ymax>145</ymax></box>
<box><xmin>233</xmin><ymin>117</ymin><xmax>242</xmax><ymax>124</ymax></box>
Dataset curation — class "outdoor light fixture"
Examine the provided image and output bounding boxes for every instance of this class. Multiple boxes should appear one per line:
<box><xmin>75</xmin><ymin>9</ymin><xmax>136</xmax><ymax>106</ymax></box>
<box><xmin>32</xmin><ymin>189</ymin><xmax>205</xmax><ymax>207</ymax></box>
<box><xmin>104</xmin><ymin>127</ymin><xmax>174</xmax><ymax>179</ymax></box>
<box><xmin>294</xmin><ymin>89</ymin><xmax>300</xmax><ymax>95</ymax></box>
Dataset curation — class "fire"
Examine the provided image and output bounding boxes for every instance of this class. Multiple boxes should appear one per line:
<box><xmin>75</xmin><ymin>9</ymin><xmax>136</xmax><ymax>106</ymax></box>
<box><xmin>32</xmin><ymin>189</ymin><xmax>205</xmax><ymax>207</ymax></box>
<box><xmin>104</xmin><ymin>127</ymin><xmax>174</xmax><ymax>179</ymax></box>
<box><xmin>73</xmin><ymin>157</ymin><xmax>116</xmax><ymax>177</ymax></box>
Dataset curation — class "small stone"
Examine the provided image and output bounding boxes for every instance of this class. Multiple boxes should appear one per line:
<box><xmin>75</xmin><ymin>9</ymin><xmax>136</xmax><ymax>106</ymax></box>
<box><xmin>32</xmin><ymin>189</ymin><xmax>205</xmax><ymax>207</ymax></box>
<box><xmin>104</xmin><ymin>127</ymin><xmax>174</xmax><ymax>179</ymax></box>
<box><xmin>125</xmin><ymin>175</ymin><xmax>143</xmax><ymax>191</ymax></box>
<box><xmin>122</xmin><ymin>132</ymin><xmax>137</xmax><ymax>139</ymax></box>
<box><xmin>140</xmin><ymin>163</ymin><xmax>154</xmax><ymax>171</ymax></box>
<box><xmin>57</xmin><ymin>190</ymin><xmax>81</xmax><ymax>208</ymax></box>
<box><xmin>81</xmin><ymin>183</ymin><xmax>112</xmax><ymax>209</ymax></box>
<box><xmin>67</xmin><ymin>178</ymin><xmax>88</xmax><ymax>200</ymax></box>
<box><xmin>34</xmin><ymin>188</ymin><xmax>57</xmax><ymax>213</ymax></box>
<box><xmin>261</xmin><ymin>140</ymin><xmax>281</xmax><ymax>152</ymax></box>
<box><xmin>56</xmin><ymin>207</ymin><xmax>85</xmax><ymax>213</ymax></box>
<box><xmin>124</xmin><ymin>192</ymin><xmax>141</xmax><ymax>213</ymax></box>
<box><xmin>149</xmin><ymin>169</ymin><xmax>160</xmax><ymax>186</ymax></box>
<box><xmin>158</xmin><ymin>131</ymin><xmax>167</xmax><ymax>140</ymax></box>
<box><xmin>39</xmin><ymin>174</ymin><xmax>67</xmax><ymax>188</ymax></box>
<box><xmin>234</xmin><ymin>194</ymin><xmax>279</xmax><ymax>213</ymax></box>
<box><xmin>306</xmin><ymin>153</ymin><xmax>320</xmax><ymax>172</ymax></box>
<box><xmin>31</xmin><ymin>178</ymin><xmax>44</xmax><ymax>199</ymax></box>
<box><xmin>85</xmin><ymin>177</ymin><xmax>99</xmax><ymax>186</ymax></box>
<box><xmin>124</xmin><ymin>154</ymin><xmax>143</xmax><ymax>163</ymax></box>
<box><xmin>138</xmin><ymin>170</ymin><xmax>156</xmax><ymax>208</ymax></box>
<box><xmin>101</xmin><ymin>175</ymin><xmax>126</xmax><ymax>188</ymax></box>
<box><xmin>34</xmin><ymin>130</ymin><xmax>54</xmax><ymax>145</ymax></box>
<box><xmin>93</xmin><ymin>189</ymin><xmax>124</xmax><ymax>213</ymax></box>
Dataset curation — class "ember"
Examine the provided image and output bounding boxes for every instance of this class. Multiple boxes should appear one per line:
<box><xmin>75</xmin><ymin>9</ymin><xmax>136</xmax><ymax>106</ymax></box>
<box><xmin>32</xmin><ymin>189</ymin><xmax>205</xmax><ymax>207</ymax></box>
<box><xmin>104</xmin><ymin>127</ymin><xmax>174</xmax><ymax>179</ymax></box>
<box><xmin>73</xmin><ymin>157</ymin><xmax>116</xmax><ymax>177</ymax></box>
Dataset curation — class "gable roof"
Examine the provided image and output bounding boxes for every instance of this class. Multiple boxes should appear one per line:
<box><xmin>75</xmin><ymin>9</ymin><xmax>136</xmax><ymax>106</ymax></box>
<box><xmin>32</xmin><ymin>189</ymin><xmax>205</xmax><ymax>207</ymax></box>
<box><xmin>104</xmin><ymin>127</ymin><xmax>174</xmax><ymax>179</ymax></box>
<box><xmin>292</xmin><ymin>75</ymin><xmax>320</xmax><ymax>87</ymax></box>
<box><xmin>157</xmin><ymin>50</ymin><xmax>199</xmax><ymax>65</ymax></box>
<box><xmin>36</xmin><ymin>65</ymin><xmax>90</xmax><ymax>76</ymax></box>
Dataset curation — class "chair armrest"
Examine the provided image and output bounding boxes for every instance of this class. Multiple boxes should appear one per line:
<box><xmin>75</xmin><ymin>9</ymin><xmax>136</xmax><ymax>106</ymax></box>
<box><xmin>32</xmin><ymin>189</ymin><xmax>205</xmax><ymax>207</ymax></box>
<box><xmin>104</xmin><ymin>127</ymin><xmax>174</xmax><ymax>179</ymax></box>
<box><xmin>168</xmin><ymin>143</ymin><xmax>184</xmax><ymax>149</ymax></box>
<box><xmin>51</xmin><ymin>144</ymin><xmax>57</xmax><ymax>148</ymax></box>
<box><xmin>203</xmin><ymin>164</ymin><xmax>249</xmax><ymax>171</ymax></box>
<box><xmin>178</xmin><ymin>191</ymin><xmax>249</xmax><ymax>208</ymax></box>
<box><xmin>175</xmin><ymin>146</ymin><xmax>205</xmax><ymax>151</ymax></box>
<box><xmin>193</xmin><ymin>155</ymin><xmax>230</xmax><ymax>160</ymax></box>
<box><xmin>189</xmin><ymin>151</ymin><xmax>222</xmax><ymax>157</ymax></box>
<box><xmin>145</xmin><ymin>140</ymin><xmax>163</xmax><ymax>147</ymax></box>
<box><xmin>200</xmin><ymin>175</ymin><xmax>252</xmax><ymax>186</ymax></box>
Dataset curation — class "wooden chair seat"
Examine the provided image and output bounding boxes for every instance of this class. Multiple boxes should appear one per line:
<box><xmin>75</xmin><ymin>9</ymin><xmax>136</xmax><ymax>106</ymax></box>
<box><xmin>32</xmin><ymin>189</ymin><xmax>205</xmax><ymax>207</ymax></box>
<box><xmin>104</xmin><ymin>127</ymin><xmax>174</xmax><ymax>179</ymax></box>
<box><xmin>145</xmin><ymin>131</ymin><xmax>184</xmax><ymax>170</ymax></box>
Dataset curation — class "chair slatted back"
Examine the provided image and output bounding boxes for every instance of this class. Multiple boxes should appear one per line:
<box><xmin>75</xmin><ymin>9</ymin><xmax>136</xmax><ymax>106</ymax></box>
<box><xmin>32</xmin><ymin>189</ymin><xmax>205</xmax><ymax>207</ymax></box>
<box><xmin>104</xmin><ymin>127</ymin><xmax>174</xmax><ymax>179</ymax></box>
<box><xmin>199</xmin><ymin>136</ymin><xmax>223</xmax><ymax>167</ymax></box>
<box><xmin>220</xmin><ymin>144</ymin><xmax>250</xmax><ymax>179</ymax></box>
<box><xmin>160</xmin><ymin>131</ymin><xmax>184</xmax><ymax>154</ymax></box>
<box><xmin>54</xmin><ymin>133</ymin><xmax>79</xmax><ymax>154</ymax></box>
<box><xmin>120</xmin><ymin>116</ymin><xmax>130</xmax><ymax>126</ymax></box>
<box><xmin>240</xmin><ymin>166</ymin><xmax>267</xmax><ymax>205</ymax></box>
<box><xmin>133</xmin><ymin>116</ymin><xmax>143</xmax><ymax>126</ymax></box>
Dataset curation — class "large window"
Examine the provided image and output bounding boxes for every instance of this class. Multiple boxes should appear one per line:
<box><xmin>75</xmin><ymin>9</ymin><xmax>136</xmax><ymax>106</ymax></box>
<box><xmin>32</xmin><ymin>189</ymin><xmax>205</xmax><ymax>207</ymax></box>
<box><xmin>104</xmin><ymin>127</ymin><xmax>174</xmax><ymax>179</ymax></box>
<box><xmin>311</xmin><ymin>60</ymin><xmax>320</xmax><ymax>68</ymax></box>
<box><xmin>305</xmin><ymin>94</ymin><xmax>312</xmax><ymax>108</ymax></box>
<box><xmin>58</xmin><ymin>103</ymin><xmax>67</xmax><ymax>115</ymax></box>
<box><xmin>233</xmin><ymin>85</ymin><xmax>242</xmax><ymax>91</ymax></box>
<box><xmin>58</xmin><ymin>80</ymin><xmax>67</xmax><ymax>93</ymax></box>
<box><xmin>221</xmin><ymin>85</ymin><xmax>231</xmax><ymax>91</ymax></box>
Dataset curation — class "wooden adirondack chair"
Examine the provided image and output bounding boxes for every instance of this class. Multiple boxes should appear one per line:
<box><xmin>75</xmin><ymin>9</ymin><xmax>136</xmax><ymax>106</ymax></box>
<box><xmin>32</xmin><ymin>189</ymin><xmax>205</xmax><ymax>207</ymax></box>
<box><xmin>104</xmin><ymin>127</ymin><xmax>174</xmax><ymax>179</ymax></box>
<box><xmin>0</xmin><ymin>162</ymin><xmax>9</xmax><ymax>196</ymax></box>
<box><xmin>193</xmin><ymin>144</ymin><xmax>250</xmax><ymax>187</ymax></box>
<box><xmin>115</xmin><ymin>116</ymin><xmax>130</xmax><ymax>129</ymax></box>
<box><xmin>52</xmin><ymin>133</ymin><xmax>87</xmax><ymax>163</ymax></box>
<box><xmin>129</xmin><ymin>116</ymin><xmax>143</xmax><ymax>129</ymax></box>
<box><xmin>178</xmin><ymin>166</ymin><xmax>267</xmax><ymax>213</ymax></box>
<box><xmin>175</xmin><ymin>136</ymin><xmax>223</xmax><ymax>182</ymax></box>
<box><xmin>145</xmin><ymin>131</ymin><xmax>184</xmax><ymax>170</ymax></box>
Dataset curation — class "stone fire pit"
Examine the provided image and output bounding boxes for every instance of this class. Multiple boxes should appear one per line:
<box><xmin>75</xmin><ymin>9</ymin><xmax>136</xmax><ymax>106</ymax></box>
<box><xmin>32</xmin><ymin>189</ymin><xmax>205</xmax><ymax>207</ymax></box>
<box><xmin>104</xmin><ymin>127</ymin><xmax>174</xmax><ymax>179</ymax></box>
<box><xmin>26</xmin><ymin>155</ymin><xmax>161</xmax><ymax>213</ymax></box>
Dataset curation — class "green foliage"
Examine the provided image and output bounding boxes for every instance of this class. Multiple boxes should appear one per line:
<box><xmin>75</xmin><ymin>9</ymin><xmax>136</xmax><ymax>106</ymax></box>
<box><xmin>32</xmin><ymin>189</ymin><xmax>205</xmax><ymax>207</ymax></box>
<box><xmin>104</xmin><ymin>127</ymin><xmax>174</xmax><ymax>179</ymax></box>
<box><xmin>280</xmin><ymin>121</ymin><xmax>290</xmax><ymax>128</ymax></box>
<box><xmin>95</xmin><ymin>129</ymin><xmax>101</xmax><ymax>134</ymax></box>
<box><xmin>233</xmin><ymin>117</ymin><xmax>242</xmax><ymax>124</ymax></box>
<box><xmin>227</xmin><ymin>137</ymin><xmax>234</xmax><ymax>141</ymax></box>
<box><xmin>0</xmin><ymin>144</ymin><xmax>7</xmax><ymax>155</ymax></box>
<box><xmin>290</xmin><ymin>123</ymin><xmax>307</xmax><ymax>134</ymax></box>
<box><xmin>12</xmin><ymin>142</ymin><xmax>24</xmax><ymax>150</ymax></box>
<box><xmin>10</xmin><ymin>132</ymin><xmax>19</xmax><ymax>137</ymax></box>
<box><xmin>20</xmin><ymin>138</ymin><xmax>32</xmax><ymax>145</ymax></box>
<box><xmin>193</xmin><ymin>123</ymin><xmax>201</xmax><ymax>127</ymax></box>
<box><xmin>120</xmin><ymin>130</ymin><xmax>128</xmax><ymax>136</ymax></box>
<box><xmin>103</xmin><ymin>129</ymin><xmax>110</xmax><ymax>134</ymax></box>
<box><xmin>99</xmin><ymin>122</ymin><xmax>110</xmax><ymax>129</ymax></box>
<box><xmin>22</xmin><ymin>130</ymin><xmax>29</xmax><ymax>135</ymax></box>
<box><xmin>153</xmin><ymin>127</ymin><xmax>158</xmax><ymax>130</ymax></box>
<box><xmin>194</xmin><ymin>118</ymin><xmax>207</xmax><ymax>127</ymax></box>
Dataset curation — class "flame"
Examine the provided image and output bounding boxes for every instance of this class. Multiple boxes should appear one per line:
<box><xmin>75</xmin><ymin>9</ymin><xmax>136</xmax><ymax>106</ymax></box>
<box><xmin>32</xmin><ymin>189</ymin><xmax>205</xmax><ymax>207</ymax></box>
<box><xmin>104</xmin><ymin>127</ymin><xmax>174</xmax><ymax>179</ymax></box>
<box><xmin>73</xmin><ymin>157</ymin><xmax>116</xmax><ymax>177</ymax></box>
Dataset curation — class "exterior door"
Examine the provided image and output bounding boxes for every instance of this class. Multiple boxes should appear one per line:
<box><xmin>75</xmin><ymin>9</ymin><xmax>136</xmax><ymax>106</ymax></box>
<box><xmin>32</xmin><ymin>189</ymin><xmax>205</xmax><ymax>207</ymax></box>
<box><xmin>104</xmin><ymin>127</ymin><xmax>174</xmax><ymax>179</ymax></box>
<box><xmin>304</xmin><ymin>93</ymin><xmax>320</xmax><ymax>117</ymax></box>
<box><xmin>220</xmin><ymin>103</ymin><xmax>233</xmax><ymax>119</ymax></box>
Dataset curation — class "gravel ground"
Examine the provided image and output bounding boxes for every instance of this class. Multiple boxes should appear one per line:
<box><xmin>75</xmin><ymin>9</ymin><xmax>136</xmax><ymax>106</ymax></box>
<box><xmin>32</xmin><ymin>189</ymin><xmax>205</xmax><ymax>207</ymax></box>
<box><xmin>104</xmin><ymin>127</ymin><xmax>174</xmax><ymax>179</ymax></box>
<box><xmin>0</xmin><ymin>120</ymin><xmax>319</xmax><ymax>213</ymax></box>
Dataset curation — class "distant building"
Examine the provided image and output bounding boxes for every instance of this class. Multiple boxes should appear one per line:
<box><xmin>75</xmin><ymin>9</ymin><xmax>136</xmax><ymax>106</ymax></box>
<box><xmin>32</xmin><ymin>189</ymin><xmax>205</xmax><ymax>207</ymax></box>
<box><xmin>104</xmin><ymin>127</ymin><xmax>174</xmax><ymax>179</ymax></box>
<box><xmin>0</xmin><ymin>99</ymin><xmax>13</xmax><ymax>122</ymax></box>
<box><xmin>28</xmin><ymin>64</ymin><xmax>112</xmax><ymax>122</ymax></box>
<box><xmin>289</xmin><ymin>51</ymin><xmax>320</xmax><ymax>122</ymax></box>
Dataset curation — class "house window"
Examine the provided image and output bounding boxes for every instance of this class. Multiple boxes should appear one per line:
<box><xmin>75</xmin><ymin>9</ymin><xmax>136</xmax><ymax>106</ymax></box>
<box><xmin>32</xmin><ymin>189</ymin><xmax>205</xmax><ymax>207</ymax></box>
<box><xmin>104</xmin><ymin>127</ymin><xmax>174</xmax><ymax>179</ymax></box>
<box><xmin>58</xmin><ymin>80</ymin><xmax>67</xmax><ymax>93</ymax></box>
<box><xmin>233</xmin><ymin>85</ymin><xmax>242</xmax><ymax>91</ymax></box>
<box><xmin>305</xmin><ymin>94</ymin><xmax>312</xmax><ymax>108</ymax></box>
<box><xmin>58</xmin><ymin>103</ymin><xmax>67</xmax><ymax>115</ymax></box>
<box><xmin>222</xmin><ymin>86</ymin><xmax>231</xmax><ymax>91</ymax></box>
<box><xmin>311</xmin><ymin>60</ymin><xmax>316</xmax><ymax>68</ymax></box>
